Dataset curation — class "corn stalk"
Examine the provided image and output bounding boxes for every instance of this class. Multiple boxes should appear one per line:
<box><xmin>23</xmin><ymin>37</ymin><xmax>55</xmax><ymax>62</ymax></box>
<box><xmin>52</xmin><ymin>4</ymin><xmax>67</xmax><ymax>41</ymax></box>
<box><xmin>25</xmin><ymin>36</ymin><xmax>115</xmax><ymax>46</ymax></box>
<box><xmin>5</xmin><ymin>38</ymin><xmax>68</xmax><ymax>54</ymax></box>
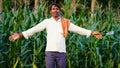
<box><xmin>0</xmin><ymin>0</ymin><xmax>120</xmax><ymax>68</ymax></box>
<box><xmin>91</xmin><ymin>0</ymin><xmax>96</xmax><ymax>18</ymax></box>
<box><xmin>0</xmin><ymin>0</ymin><xmax>3</xmax><ymax>20</ymax></box>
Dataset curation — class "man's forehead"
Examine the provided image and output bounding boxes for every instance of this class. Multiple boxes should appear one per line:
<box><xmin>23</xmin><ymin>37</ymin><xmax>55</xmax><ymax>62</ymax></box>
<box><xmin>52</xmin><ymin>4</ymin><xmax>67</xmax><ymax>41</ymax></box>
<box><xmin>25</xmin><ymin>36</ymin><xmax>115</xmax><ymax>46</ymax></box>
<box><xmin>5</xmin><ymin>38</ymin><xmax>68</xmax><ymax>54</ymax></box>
<box><xmin>51</xmin><ymin>5</ymin><xmax>59</xmax><ymax>8</ymax></box>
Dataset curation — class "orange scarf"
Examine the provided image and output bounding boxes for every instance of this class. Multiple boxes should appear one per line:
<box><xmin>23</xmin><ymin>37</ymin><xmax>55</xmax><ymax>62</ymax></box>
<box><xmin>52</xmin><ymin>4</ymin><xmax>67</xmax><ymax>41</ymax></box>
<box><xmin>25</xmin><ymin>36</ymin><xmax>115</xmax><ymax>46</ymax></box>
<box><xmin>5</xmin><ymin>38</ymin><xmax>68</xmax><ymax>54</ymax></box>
<box><xmin>61</xmin><ymin>18</ymin><xmax>70</xmax><ymax>38</ymax></box>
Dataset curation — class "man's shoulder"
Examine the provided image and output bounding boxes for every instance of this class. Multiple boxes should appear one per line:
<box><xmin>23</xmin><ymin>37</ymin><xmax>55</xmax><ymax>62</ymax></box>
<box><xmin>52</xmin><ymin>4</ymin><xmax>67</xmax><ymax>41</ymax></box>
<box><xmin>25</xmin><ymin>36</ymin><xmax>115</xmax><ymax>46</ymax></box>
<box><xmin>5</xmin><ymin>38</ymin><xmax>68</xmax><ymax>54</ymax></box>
<box><xmin>43</xmin><ymin>18</ymin><xmax>52</xmax><ymax>21</ymax></box>
<box><xmin>41</xmin><ymin>18</ymin><xmax>50</xmax><ymax>23</ymax></box>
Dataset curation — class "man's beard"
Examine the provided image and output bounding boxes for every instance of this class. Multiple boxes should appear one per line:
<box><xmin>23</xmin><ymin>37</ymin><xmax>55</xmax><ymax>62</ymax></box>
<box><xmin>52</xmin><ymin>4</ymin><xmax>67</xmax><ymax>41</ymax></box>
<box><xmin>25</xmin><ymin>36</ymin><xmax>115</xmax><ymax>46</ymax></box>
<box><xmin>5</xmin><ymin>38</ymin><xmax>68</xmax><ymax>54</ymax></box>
<box><xmin>53</xmin><ymin>12</ymin><xmax>59</xmax><ymax>17</ymax></box>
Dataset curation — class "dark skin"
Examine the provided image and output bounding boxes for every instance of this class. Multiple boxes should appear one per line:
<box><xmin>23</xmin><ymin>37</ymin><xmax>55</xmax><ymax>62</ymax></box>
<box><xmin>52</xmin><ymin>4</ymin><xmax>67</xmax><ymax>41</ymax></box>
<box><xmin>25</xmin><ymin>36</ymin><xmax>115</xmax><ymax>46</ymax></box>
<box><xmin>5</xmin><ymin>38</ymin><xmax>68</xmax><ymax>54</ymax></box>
<box><xmin>50</xmin><ymin>5</ymin><xmax>60</xmax><ymax>21</ymax></box>
<box><xmin>9</xmin><ymin>5</ymin><xmax>102</xmax><ymax>41</ymax></box>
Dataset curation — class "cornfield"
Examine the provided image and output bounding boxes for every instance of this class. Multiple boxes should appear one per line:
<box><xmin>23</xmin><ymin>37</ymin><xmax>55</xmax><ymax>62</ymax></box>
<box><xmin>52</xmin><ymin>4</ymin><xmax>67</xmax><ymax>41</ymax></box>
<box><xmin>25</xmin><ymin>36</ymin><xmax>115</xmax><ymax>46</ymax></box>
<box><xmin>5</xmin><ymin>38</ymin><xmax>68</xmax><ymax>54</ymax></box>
<box><xmin>0</xmin><ymin>0</ymin><xmax>120</xmax><ymax>68</ymax></box>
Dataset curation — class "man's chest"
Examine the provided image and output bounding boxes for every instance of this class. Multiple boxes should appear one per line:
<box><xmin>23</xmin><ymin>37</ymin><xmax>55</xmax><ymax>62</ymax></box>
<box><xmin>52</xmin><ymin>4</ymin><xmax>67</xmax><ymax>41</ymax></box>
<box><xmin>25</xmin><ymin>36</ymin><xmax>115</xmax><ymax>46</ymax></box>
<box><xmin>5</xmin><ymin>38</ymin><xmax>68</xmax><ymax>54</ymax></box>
<box><xmin>46</xmin><ymin>21</ymin><xmax>63</xmax><ymax>33</ymax></box>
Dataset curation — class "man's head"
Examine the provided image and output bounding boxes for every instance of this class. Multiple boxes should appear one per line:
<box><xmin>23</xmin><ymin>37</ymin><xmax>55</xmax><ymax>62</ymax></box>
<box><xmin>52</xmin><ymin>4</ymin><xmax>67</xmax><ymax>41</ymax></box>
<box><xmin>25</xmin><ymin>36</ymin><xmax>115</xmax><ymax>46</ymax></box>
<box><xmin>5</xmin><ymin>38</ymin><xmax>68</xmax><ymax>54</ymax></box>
<box><xmin>50</xmin><ymin>3</ymin><xmax>60</xmax><ymax>17</ymax></box>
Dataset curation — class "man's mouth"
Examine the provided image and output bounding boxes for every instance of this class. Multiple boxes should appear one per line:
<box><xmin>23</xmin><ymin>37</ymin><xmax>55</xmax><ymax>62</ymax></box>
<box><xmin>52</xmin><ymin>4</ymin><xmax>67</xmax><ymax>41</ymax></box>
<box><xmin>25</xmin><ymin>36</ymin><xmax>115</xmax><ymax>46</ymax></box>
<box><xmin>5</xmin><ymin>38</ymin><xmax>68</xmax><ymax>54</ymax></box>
<box><xmin>54</xmin><ymin>12</ymin><xmax>58</xmax><ymax>14</ymax></box>
<box><xmin>53</xmin><ymin>12</ymin><xmax>59</xmax><ymax>16</ymax></box>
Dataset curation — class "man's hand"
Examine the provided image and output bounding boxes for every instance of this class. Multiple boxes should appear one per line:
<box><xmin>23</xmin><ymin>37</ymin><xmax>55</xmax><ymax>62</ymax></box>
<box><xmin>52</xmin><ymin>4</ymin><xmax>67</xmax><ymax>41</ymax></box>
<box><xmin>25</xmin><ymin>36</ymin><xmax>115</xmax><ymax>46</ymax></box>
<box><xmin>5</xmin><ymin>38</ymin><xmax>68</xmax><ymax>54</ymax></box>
<box><xmin>9</xmin><ymin>33</ymin><xmax>23</xmax><ymax>41</ymax></box>
<box><xmin>91</xmin><ymin>31</ymin><xmax>102</xmax><ymax>39</ymax></box>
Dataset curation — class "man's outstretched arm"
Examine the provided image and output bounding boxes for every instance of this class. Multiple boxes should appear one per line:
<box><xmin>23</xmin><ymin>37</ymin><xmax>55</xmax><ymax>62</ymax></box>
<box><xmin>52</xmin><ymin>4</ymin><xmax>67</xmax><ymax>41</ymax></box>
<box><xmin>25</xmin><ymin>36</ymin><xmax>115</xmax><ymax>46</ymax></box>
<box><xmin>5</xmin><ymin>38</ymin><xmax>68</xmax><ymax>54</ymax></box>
<box><xmin>68</xmin><ymin>23</ymin><xmax>102</xmax><ymax>39</ymax></box>
<box><xmin>9</xmin><ymin>19</ymin><xmax>47</xmax><ymax>41</ymax></box>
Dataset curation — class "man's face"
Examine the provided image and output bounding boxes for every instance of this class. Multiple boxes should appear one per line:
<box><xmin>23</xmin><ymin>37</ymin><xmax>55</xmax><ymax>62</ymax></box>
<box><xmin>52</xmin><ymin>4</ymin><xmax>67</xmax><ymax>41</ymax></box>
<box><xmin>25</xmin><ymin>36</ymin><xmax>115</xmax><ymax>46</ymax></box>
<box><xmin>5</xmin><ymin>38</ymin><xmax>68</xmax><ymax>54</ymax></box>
<box><xmin>50</xmin><ymin>5</ymin><xmax>60</xmax><ymax>17</ymax></box>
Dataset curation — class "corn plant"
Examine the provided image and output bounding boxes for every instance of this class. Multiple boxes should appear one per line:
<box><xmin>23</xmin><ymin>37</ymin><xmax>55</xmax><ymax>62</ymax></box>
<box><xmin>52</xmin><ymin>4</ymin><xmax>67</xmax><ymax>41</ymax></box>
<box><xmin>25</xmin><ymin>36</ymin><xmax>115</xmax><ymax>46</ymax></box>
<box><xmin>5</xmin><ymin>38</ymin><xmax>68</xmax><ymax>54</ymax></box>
<box><xmin>0</xmin><ymin>0</ymin><xmax>120</xmax><ymax>68</ymax></box>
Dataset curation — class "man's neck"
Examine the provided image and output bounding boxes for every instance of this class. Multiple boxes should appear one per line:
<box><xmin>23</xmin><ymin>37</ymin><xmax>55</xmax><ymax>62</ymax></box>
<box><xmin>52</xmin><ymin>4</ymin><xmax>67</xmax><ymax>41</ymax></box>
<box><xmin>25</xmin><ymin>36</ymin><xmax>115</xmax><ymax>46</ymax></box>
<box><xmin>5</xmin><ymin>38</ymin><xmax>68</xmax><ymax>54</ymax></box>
<box><xmin>53</xmin><ymin>16</ymin><xmax>59</xmax><ymax>21</ymax></box>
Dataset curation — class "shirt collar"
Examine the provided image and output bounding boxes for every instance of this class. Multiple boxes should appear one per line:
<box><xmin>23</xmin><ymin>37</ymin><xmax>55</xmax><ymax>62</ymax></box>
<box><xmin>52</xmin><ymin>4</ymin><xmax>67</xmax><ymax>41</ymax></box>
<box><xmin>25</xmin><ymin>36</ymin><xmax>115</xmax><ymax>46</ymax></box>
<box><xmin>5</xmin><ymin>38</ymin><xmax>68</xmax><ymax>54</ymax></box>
<box><xmin>50</xmin><ymin>17</ymin><xmax>61</xmax><ymax>22</ymax></box>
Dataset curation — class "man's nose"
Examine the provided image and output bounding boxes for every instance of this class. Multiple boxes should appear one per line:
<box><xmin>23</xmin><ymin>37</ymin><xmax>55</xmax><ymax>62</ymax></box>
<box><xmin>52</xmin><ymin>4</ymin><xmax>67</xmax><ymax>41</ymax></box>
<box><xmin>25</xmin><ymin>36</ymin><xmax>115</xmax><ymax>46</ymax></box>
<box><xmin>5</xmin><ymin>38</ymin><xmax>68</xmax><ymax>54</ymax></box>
<box><xmin>54</xmin><ymin>9</ymin><xmax>57</xmax><ymax>11</ymax></box>
<box><xmin>54</xmin><ymin>8</ymin><xmax>58</xmax><ymax>11</ymax></box>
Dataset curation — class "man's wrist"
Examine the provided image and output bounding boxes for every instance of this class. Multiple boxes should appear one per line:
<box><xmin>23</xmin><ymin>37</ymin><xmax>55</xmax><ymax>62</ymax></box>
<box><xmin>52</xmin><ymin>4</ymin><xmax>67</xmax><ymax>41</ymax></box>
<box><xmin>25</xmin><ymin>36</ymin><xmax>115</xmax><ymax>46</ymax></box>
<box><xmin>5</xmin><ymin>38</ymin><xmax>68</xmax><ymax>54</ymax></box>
<box><xmin>91</xmin><ymin>31</ymin><xmax>94</xmax><ymax>35</ymax></box>
<box><xmin>19</xmin><ymin>32</ymin><xmax>23</xmax><ymax>37</ymax></box>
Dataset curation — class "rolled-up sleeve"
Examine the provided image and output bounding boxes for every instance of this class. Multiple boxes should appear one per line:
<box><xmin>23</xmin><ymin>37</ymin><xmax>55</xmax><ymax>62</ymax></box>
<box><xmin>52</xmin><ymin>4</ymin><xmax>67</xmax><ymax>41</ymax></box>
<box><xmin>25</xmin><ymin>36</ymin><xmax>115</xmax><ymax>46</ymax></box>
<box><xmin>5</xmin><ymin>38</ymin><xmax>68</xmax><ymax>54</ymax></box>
<box><xmin>68</xmin><ymin>23</ymin><xmax>92</xmax><ymax>38</ymax></box>
<box><xmin>22</xmin><ymin>19</ymin><xmax>47</xmax><ymax>39</ymax></box>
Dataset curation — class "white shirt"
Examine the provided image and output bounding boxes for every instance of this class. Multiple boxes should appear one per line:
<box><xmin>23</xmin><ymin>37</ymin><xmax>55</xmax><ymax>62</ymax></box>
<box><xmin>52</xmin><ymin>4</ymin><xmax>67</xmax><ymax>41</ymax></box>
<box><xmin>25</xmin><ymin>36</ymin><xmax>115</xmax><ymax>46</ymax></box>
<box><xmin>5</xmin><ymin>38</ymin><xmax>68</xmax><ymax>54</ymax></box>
<box><xmin>22</xmin><ymin>17</ymin><xmax>92</xmax><ymax>53</ymax></box>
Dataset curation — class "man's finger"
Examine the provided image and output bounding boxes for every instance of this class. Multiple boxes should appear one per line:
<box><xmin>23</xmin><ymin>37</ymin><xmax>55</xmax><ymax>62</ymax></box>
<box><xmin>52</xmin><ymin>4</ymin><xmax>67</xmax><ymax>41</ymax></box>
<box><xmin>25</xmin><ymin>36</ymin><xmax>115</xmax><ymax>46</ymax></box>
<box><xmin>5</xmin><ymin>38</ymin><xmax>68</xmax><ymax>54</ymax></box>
<box><xmin>9</xmin><ymin>36</ymin><xmax>13</xmax><ymax>41</ymax></box>
<box><xmin>9</xmin><ymin>36</ymin><xmax>15</xmax><ymax>41</ymax></box>
<box><xmin>96</xmin><ymin>35</ymin><xmax>102</xmax><ymax>39</ymax></box>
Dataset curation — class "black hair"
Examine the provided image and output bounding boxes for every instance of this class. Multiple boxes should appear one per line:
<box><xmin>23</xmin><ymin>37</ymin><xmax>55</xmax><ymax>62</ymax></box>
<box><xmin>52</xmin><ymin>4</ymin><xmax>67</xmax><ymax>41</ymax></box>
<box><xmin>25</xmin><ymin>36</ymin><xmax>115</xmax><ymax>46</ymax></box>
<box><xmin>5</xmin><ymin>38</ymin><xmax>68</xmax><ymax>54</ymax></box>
<box><xmin>50</xmin><ymin>3</ymin><xmax>60</xmax><ymax>10</ymax></box>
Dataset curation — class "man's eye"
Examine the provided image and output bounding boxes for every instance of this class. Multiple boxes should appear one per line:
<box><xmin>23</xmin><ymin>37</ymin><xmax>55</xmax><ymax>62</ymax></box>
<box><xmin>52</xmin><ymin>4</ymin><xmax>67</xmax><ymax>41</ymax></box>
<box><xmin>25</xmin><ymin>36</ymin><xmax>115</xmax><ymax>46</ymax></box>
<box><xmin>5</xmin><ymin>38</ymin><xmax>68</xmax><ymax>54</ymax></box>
<box><xmin>52</xmin><ymin>8</ymin><xmax>55</xmax><ymax>10</ymax></box>
<box><xmin>52</xmin><ymin>8</ymin><xmax>59</xmax><ymax>10</ymax></box>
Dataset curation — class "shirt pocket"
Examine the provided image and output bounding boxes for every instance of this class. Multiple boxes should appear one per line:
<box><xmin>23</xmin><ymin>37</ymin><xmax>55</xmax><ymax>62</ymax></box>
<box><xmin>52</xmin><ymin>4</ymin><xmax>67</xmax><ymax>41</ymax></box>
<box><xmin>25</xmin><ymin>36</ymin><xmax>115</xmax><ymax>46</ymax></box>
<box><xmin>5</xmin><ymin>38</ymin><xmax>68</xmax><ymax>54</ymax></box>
<box><xmin>57</xmin><ymin>23</ymin><xmax>63</xmax><ymax>33</ymax></box>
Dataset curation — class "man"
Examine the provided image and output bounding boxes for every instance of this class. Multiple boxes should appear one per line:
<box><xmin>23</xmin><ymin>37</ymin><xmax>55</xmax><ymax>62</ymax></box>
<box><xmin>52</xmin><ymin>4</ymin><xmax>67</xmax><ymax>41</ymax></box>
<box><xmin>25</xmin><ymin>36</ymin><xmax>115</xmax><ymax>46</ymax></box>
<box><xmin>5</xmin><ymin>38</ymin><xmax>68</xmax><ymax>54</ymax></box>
<box><xmin>9</xmin><ymin>3</ymin><xmax>102</xmax><ymax>68</ymax></box>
